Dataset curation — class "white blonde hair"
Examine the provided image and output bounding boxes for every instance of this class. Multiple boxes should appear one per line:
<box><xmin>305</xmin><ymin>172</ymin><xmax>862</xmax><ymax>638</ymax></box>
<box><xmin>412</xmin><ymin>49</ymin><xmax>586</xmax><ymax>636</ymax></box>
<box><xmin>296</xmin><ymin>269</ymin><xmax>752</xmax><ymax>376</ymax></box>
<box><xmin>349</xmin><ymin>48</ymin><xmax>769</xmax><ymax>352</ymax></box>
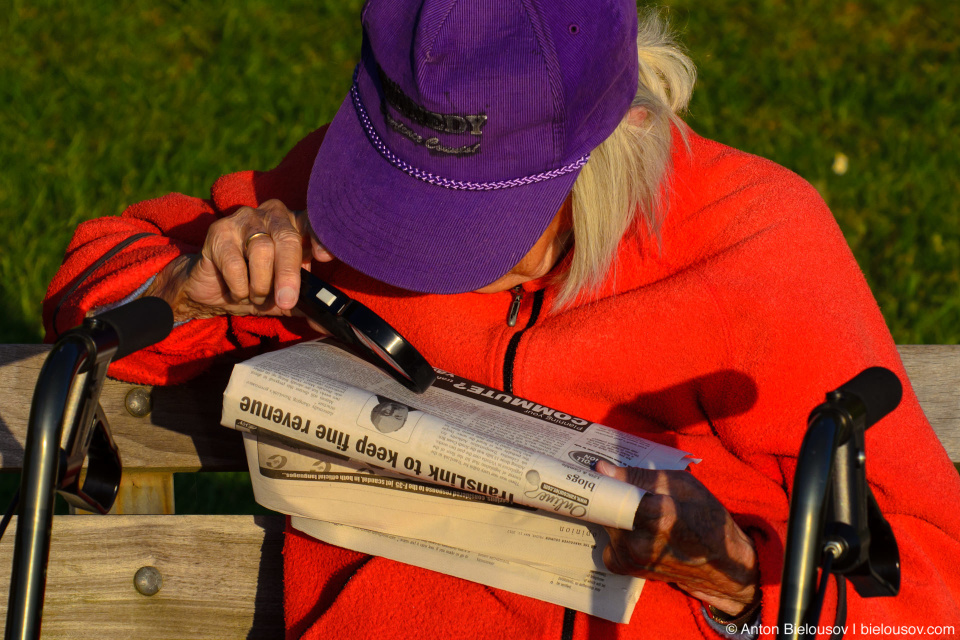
<box><xmin>556</xmin><ymin>8</ymin><xmax>696</xmax><ymax>308</ymax></box>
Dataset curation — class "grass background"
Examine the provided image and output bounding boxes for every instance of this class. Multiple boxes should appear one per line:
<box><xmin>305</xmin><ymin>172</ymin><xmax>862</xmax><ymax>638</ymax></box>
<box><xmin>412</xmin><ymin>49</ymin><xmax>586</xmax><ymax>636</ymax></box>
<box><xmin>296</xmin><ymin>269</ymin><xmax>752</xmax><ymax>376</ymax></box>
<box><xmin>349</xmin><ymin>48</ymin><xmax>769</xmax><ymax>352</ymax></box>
<box><xmin>1</xmin><ymin>1</ymin><xmax>957</xmax><ymax>511</ymax></box>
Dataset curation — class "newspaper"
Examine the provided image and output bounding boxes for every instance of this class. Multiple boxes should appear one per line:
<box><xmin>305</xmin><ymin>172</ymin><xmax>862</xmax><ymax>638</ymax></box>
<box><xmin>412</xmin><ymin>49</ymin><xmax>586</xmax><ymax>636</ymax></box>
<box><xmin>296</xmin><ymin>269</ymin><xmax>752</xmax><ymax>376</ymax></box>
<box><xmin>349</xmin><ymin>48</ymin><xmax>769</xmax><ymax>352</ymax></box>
<box><xmin>290</xmin><ymin>517</ymin><xmax>644</xmax><ymax>623</ymax></box>
<box><xmin>221</xmin><ymin>340</ymin><xmax>697</xmax><ymax>622</ymax></box>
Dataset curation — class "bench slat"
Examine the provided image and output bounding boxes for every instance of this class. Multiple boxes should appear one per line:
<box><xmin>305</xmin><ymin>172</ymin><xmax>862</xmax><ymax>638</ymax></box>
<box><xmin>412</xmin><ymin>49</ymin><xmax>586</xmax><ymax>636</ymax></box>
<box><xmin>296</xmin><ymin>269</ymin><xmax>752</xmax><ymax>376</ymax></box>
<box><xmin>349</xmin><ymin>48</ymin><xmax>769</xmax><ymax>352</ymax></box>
<box><xmin>897</xmin><ymin>345</ymin><xmax>960</xmax><ymax>461</ymax></box>
<box><xmin>1</xmin><ymin>345</ymin><xmax>958</xmax><ymax>470</ymax></box>
<box><xmin>0</xmin><ymin>345</ymin><xmax>245</xmax><ymax>472</ymax></box>
<box><xmin>0</xmin><ymin>515</ymin><xmax>284</xmax><ymax>639</ymax></box>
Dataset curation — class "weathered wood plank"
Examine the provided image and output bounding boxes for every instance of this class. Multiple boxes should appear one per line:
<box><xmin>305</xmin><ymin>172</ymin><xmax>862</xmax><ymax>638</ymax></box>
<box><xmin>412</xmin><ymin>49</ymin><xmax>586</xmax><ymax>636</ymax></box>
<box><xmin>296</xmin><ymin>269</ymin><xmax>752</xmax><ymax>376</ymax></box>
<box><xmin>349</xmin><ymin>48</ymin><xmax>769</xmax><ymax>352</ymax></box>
<box><xmin>0</xmin><ymin>345</ymin><xmax>245</xmax><ymax>472</ymax></box>
<box><xmin>2</xmin><ymin>345</ymin><xmax>959</xmax><ymax>470</ymax></box>
<box><xmin>110</xmin><ymin>471</ymin><xmax>176</xmax><ymax>514</ymax></box>
<box><xmin>898</xmin><ymin>345</ymin><xmax>960</xmax><ymax>461</ymax></box>
<box><xmin>0</xmin><ymin>515</ymin><xmax>285</xmax><ymax>639</ymax></box>
<box><xmin>70</xmin><ymin>471</ymin><xmax>176</xmax><ymax>515</ymax></box>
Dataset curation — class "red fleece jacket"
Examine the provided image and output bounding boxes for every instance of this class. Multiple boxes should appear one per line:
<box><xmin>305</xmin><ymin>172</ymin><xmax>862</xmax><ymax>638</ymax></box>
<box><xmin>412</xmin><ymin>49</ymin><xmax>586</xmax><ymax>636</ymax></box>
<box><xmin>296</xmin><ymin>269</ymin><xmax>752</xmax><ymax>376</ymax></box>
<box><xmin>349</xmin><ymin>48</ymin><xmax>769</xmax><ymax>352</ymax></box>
<box><xmin>43</xmin><ymin>126</ymin><xmax>960</xmax><ymax>640</ymax></box>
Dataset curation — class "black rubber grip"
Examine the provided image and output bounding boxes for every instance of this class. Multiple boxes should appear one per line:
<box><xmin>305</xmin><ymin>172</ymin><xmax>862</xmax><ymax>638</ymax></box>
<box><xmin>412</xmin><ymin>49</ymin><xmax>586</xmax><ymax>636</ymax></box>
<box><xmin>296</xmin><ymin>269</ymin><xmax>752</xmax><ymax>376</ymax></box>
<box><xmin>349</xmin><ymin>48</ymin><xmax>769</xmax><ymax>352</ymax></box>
<box><xmin>838</xmin><ymin>366</ymin><xmax>903</xmax><ymax>429</ymax></box>
<box><xmin>94</xmin><ymin>297</ymin><xmax>174</xmax><ymax>361</ymax></box>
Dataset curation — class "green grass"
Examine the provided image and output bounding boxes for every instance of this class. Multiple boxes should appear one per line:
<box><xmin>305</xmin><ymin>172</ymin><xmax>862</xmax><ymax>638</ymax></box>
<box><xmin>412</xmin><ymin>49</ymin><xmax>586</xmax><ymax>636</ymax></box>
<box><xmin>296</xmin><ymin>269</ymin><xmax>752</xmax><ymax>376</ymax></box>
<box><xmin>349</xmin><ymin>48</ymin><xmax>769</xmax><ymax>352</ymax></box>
<box><xmin>1</xmin><ymin>1</ymin><xmax>958</xmax><ymax>344</ymax></box>
<box><xmin>0</xmin><ymin>0</ymin><xmax>364</xmax><ymax>342</ymax></box>
<box><xmin>1</xmin><ymin>2</ymin><xmax>958</xmax><ymax>511</ymax></box>
<box><xmin>670</xmin><ymin>0</ymin><xmax>960</xmax><ymax>343</ymax></box>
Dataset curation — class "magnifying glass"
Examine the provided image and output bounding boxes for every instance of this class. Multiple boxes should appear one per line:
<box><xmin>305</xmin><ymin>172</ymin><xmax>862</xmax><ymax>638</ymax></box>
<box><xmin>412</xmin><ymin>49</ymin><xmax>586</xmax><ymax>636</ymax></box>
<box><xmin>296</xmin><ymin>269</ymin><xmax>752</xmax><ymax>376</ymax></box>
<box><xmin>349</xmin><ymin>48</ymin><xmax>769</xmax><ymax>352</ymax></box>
<box><xmin>296</xmin><ymin>268</ymin><xmax>436</xmax><ymax>393</ymax></box>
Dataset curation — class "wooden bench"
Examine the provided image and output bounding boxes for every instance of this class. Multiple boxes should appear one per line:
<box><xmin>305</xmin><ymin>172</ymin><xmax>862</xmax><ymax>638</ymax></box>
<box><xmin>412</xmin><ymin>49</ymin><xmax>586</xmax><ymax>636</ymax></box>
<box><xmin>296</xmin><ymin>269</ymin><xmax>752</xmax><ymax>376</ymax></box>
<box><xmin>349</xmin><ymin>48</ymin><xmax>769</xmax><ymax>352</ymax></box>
<box><xmin>0</xmin><ymin>344</ymin><xmax>957</xmax><ymax>638</ymax></box>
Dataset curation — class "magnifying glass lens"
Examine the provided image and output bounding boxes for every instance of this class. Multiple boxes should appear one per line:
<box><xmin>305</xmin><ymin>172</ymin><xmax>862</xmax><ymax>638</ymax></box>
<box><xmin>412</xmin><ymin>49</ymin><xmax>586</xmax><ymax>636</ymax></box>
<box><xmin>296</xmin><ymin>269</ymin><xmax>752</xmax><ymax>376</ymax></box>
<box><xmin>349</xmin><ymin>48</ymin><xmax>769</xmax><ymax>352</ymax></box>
<box><xmin>351</xmin><ymin>326</ymin><xmax>412</xmax><ymax>382</ymax></box>
<box><xmin>296</xmin><ymin>269</ymin><xmax>435</xmax><ymax>393</ymax></box>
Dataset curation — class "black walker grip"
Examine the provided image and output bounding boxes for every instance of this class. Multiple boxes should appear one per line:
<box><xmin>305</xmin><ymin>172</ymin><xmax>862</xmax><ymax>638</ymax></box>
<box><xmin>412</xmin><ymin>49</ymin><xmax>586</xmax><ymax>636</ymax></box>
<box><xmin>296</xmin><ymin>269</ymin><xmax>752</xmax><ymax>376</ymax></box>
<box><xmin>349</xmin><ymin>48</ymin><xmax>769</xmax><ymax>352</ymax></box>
<box><xmin>93</xmin><ymin>296</ymin><xmax>174</xmax><ymax>361</ymax></box>
<box><xmin>837</xmin><ymin>366</ymin><xmax>902</xmax><ymax>429</ymax></box>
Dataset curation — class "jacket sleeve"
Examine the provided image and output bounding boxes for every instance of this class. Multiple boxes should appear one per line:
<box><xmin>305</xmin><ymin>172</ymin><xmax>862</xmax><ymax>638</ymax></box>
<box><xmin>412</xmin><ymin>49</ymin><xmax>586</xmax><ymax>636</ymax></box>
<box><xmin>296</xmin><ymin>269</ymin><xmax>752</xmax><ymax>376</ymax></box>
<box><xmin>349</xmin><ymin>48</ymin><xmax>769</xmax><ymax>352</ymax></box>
<box><xmin>41</xmin><ymin>126</ymin><xmax>329</xmax><ymax>385</ymax></box>
<box><xmin>685</xmin><ymin>150</ymin><xmax>960</xmax><ymax>636</ymax></box>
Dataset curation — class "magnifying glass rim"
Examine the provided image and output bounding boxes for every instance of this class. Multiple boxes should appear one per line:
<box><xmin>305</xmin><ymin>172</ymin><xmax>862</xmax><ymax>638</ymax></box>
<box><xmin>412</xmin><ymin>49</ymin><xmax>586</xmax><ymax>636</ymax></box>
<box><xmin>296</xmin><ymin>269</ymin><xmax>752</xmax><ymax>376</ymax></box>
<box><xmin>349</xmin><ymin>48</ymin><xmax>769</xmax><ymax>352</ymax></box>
<box><xmin>350</xmin><ymin>325</ymin><xmax>411</xmax><ymax>380</ymax></box>
<box><xmin>296</xmin><ymin>269</ymin><xmax>436</xmax><ymax>393</ymax></box>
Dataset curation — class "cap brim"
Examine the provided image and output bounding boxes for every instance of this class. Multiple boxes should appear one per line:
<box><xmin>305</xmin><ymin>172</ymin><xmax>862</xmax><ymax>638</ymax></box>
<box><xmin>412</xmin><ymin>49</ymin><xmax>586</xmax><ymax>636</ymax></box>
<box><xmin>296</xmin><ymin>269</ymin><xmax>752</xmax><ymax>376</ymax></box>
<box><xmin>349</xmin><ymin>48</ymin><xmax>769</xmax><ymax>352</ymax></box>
<box><xmin>307</xmin><ymin>94</ymin><xmax>580</xmax><ymax>294</ymax></box>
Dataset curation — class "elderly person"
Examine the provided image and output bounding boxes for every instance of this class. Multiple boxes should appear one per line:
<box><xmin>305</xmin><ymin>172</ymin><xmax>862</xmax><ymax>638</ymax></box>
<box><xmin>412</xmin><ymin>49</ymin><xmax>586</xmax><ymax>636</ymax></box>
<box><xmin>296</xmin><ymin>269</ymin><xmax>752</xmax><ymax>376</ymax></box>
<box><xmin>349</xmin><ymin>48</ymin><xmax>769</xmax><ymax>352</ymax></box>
<box><xmin>44</xmin><ymin>1</ymin><xmax>960</xmax><ymax>638</ymax></box>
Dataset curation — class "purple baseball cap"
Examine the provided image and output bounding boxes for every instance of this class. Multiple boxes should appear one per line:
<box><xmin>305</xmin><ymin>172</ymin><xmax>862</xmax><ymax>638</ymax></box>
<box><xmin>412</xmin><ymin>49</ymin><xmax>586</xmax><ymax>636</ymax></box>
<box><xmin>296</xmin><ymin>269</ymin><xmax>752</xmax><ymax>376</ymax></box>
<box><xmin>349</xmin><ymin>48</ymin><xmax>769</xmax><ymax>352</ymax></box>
<box><xmin>307</xmin><ymin>0</ymin><xmax>639</xmax><ymax>294</ymax></box>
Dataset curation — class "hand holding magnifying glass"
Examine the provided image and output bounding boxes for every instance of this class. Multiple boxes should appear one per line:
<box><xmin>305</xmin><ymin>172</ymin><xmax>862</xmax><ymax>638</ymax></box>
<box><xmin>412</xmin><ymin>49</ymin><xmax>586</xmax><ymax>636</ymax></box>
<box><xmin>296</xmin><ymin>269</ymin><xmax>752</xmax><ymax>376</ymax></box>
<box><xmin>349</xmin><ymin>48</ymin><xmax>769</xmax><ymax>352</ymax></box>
<box><xmin>144</xmin><ymin>200</ymin><xmax>436</xmax><ymax>393</ymax></box>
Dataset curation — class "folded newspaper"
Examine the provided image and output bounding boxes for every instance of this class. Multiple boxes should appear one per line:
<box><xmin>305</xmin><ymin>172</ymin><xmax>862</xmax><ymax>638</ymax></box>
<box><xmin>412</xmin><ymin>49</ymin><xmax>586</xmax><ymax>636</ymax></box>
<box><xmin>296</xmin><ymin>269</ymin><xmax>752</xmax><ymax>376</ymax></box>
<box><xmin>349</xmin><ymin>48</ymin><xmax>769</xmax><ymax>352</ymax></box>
<box><xmin>221</xmin><ymin>340</ymin><xmax>697</xmax><ymax>623</ymax></box>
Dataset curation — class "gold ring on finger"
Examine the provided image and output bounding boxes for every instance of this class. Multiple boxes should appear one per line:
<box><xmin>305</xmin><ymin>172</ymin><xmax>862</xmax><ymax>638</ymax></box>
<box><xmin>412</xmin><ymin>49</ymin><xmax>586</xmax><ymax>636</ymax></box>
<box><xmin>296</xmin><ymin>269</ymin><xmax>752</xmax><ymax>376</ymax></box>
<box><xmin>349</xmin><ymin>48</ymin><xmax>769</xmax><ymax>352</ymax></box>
<box><xmin>244</xmin><ymin>231</ymin><xmax>271</xmax><ymax>250</ymax></box>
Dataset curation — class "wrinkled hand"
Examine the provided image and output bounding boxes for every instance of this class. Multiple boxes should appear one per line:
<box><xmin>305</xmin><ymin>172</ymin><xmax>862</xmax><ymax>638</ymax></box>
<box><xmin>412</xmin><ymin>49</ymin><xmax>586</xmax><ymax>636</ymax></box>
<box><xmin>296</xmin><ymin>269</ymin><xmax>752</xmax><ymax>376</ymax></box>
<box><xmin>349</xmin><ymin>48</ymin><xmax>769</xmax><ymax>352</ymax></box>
<box><xmin>597</xmin><ymin>461</ymin><xmax>759</xmax><ymax>617</ymax></box>
<box><xmin>146</xmin><ymin>199</ymin><xmax>334</xmax><ymax>325</ymax></box>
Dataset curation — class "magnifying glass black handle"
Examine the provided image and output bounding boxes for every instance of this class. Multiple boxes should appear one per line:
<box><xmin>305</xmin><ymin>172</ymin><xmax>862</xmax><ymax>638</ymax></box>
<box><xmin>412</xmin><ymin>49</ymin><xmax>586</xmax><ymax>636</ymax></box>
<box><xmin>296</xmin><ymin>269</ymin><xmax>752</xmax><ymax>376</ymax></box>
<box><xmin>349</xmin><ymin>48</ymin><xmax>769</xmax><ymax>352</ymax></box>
<box><xmin>296</xmin><ymin>270</ymin><xmax>357</xmax><ymax>345</ymax></box>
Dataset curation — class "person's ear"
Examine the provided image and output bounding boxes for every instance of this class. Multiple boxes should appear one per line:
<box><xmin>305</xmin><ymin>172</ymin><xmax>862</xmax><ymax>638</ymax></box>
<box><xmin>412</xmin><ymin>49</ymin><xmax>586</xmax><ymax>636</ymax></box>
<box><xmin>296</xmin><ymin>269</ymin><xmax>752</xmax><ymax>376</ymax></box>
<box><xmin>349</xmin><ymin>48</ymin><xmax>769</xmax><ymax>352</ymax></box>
<box><xmin>625</xmin><ymin>106</ymin><xmax>648</xmax><ymax>127</ymax></box>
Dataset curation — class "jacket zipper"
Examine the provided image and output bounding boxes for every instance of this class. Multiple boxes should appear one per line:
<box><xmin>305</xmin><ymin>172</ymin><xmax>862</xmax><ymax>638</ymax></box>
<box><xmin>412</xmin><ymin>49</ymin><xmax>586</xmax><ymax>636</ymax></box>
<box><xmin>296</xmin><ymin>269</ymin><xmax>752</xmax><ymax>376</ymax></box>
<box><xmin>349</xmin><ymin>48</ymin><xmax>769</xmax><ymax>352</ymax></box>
<box><xmin>502</xmin><ymin>288</ymin><xmax>544</xmax><ymax>394</ymax></box>
<box><xmin>499</xmin><ymin>288</ymin><xmax>576</xmax><ymax>639</ymax></box>
<box><xmin>506</xmin><ymin>285</ymin><xmax>524</xmax><ymax>327</ymax></box>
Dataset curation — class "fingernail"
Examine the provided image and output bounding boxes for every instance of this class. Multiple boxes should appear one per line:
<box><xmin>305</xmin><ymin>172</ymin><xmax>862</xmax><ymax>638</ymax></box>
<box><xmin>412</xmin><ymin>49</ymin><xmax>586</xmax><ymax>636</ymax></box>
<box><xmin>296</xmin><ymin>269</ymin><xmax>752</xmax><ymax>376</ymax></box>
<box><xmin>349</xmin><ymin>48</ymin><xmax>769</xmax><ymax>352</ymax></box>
<box><xmin>595</xmin><ymin>460</ymin><xmax>612</xmax><ymax>476</ymax></box>
<box><xmin>313</xmin><ymin>241</ymin><xmax>333</xmax><ymax>261</ymax></box>
<box><xmin>276</xmin><ymin>287</ymin><xmax>296</xmax><ymax>307</ymax></box>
